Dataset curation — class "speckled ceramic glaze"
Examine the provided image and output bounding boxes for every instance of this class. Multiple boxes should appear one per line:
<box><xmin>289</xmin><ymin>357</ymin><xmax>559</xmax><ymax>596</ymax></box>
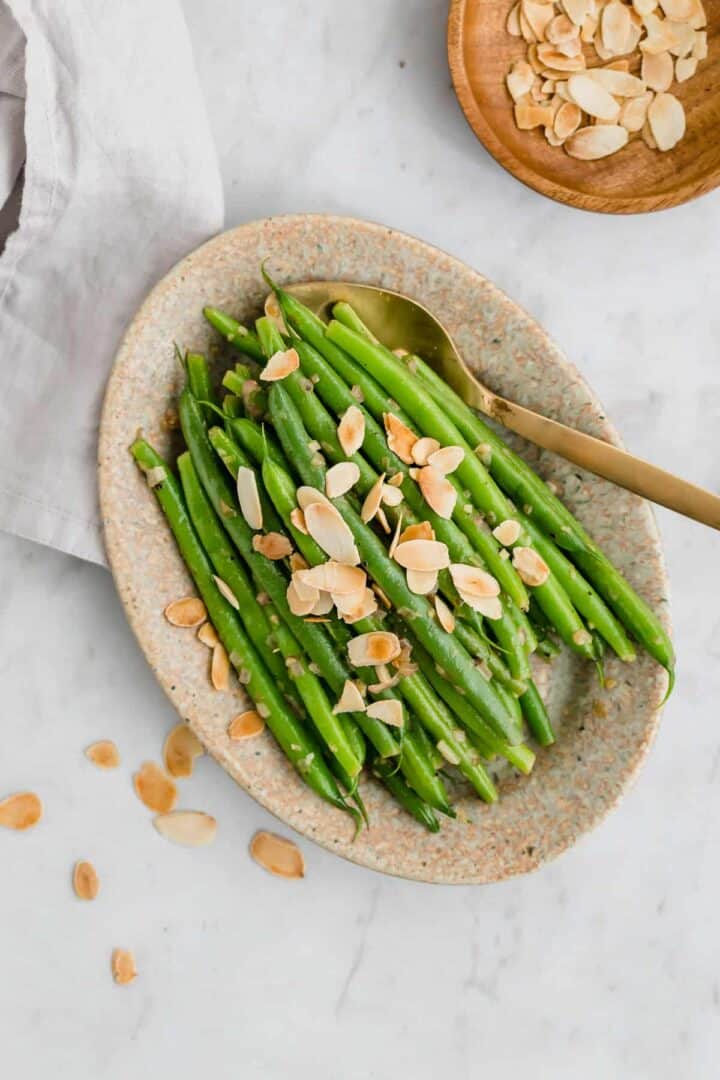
<box><xmin>98</xmin><ymin>215</ymin><xmax>670</xmax><ymax>885</ymax></box>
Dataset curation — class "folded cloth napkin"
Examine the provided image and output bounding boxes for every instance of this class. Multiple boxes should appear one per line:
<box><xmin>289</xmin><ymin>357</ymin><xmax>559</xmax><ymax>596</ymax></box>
<box><xmin>0</xmin><ymin>0</ymin><xmax>224</xmax><ymax>564</ymax></box>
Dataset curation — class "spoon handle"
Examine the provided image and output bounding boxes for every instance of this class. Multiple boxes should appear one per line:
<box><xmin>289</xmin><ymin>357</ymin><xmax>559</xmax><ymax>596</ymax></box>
<box><xmin>485</xmin><ymin>395</ymin><xmax>720</xmax><ymax>531</ymax></box>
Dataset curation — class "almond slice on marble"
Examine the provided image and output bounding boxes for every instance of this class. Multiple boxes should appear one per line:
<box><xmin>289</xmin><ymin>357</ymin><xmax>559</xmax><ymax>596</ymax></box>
<box><xmin>393</xmin><ymin>539</ymin><xmax>450</xmax><ymax>572</ymax></box>
<box><xmin>562</xmin><ymin>0</ymin><xmax>591</xmax><ymax>25</ymax></box>
<box><xmin>554</xmin><ymin>100</ymin><xmax>582</xmax><ymax>138</ymax></box>
<box><xmin>398</xmin><ymin>521</ymin><xmax>435</xmax><ymax>544</ymax></box>
<box><xmin>512</xmin><ymin>546</ymin><xmax>551</xmax><ymax>586</ymax></box>
<box><xmin>381</xmin><ymin>484</ymin><xmax>404</xmax><ymax>507</ymax></box>
<box><xmin>601</xmin><ymin>1</ymin><xmax>631</xmax><ymax>52</ymax></box>
<box><xmin>213</xmin><ymin>575</ymin><xmax>240</xmax><ymax>609</ymax></box>
<box><xmin>586</xmin><ymin>68</ymin><xmax>647</xmax><ymax>95</ymax></box>
<box><xmin>252</xmin><ymin>532</ymin><xmax>294</xmax><ymax>560</ymax></box>
<box><xmin>164</xmin><ymin>597</ymin><xmax>207</xmax><ymax>628</ymax></box>
<box><xmin>297</xmin><ymin>561</ymin><xmax>366</xmax><ymax>596</ymax></box>
<box><xmin>434</xmin><ymin>594</ymin><xmax>456</xmax><ymax>633</ymax></box>
<box><xmin>287</xmin><ymin>578</ymin><xmax>319</xmax><ymax>616</ymax></box>
<box><xmin>406</xmin><ymin>568</ymin><xmax>438</xmax><ymax>596</ymax></box>
<box><xmin>417</xmin><ymin>466</ymin><xmax>456</xmax><ymax>519</ymax></box>
<box><xmin>383</xmin><ymin>413</ymin><xmax>417</xmax><ymax>463</ymax></box>
<box><xmin>642</xmin><ymin>49</ymin><xmax>673</xmax><ymax>89</ymax></box>
<box><xmin>236</xmin><ymin>467</ymin><xmax>263</xmax><ymax>530</ymax></box>
<box><xmin>73</xmin><ymin>860</ymin><xmax>100</xmax><ymax>900</ymax></box>
<box><xmin>348</xmin><ymin>631</ymin><xmax>402</xmax><ymax>667</ymax></box>
<box><xmin>211</xmin><ymin>643</ymin><xmax>231</xmax><ymax>691</ymax></box>
<box><xmin>507</xmin><ymin>1</ymin><xmax>522</xmax><ymax>34</ymax></box>
<box><xmin>133</xmin><ymin>762</ymin><xmax>178</xmax><ymax>814</ymax></box>
<box><xmin>251</xmin><ymin>831</ymin><xmax>305</xmax><ymax>878</ymax></box>
<box><xmin>458</xmin><ymin>591</ymin><xmax>504</xmax><ymax>620</ymax></box>
<box><xmin>337</xmin><ymin>405</ymin><xmax>365</xmax><ymax>457</ymax></box>
<box><xmin>259</xmin><ymin>347</ymin><xmax>299</xmax><ymax>382</ymax></box>
<box><xmin>449</xmin><ymin>564</ymin><xmax>501</xmax><ymax>598</ymax></box>
<box><xmin>0</xmin><ymin>792</ymin><xmax>43</xmax><ymax>830</ymax></box>
<box><xmin>304</xmin><ymin>501</ymin><xmax>360</xmax><ymax>565</ymax></box>
<box><xmin>620</xmin><ymin>90</ymin><xmax>654</xmax><ymax>130</ymax></box>
<box><xmin>85</xmin><ymin>740</ymin><xmax>121</xmax><ymax>769</ymax></box>
<box><xmin>567</xmin><ymin>73</ymin><xmax>621</xmax><ymax>119</ymax></box>
<box><xmin>164</xmin><ymin>724</ymin><xmax>204</xmax><ymax>778</ymax></box>
<box><xmin>493</xmin><ymin>519</ymin><xmax>523</xmax><ymax>546</ymax></box>
<box><xmin>675</xmin><ymin>55</ymin><xmax>697</xmax><ymax>80</ymax></box>
<box><xmin>153</xmin><ymin>811</ymin><xmax>218</xmax><ymax>847</ymax></box>
<box><xmin>197</xmin><ymin>622</ymin><xmax>219</xmax><ymax>648</ymax></box>
<box><xmin>111</xmin><ymin>949</ymin><xmax>137</xmax><ymax>986</ymax></box>
<box><xmin>333</xmin><ymin>680</ymin><xmax>366</xmax><ymax>714</ymax></box>
<box><xmin>337</xmin><ymin>588</ymin><xmax>379</xmax><ymax>624</ymax></box>
<box><xmin>647</xmin><ymin>91</ymin><xmax>685</xmax><ymax>149</ymax></box>
<box><xmin>366</xmin><ymin>700</ymin><xmax>404</xmax><ymax>728</ymax></box>
<box><xmin>326</xmin><ymin>461</ymin><xmax>360</xmax><ymax>498</ymax></box>
<box><xmin>427</xmin><ymin>445</ymin><xmax>465</xmax><ymax>475</ymax></box>
<box><xmin>411</xmin><ymin>436</ymin><xmax>441</xmax><ymax>465</ymax></box>
<box><xmin>565</xmin><ymin>124</ymin><xmax>628</xmax><ymax>158</ymax></box>
<box><xmin>361</xmin><ymin>473</ymin><xmax>386</xmax><ymax>523</ymax></box>
<box><xmin>228</xmin><ymin>710</ymin><xmax>265</xmax><ymax>739</ymax></box>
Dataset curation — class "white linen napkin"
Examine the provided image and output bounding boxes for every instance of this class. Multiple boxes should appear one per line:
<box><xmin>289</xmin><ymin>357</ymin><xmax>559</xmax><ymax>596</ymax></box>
<box><xmin>0</xmin><ymin>0</ymin><xmax>224</xmax><ymax>565</ymax></box>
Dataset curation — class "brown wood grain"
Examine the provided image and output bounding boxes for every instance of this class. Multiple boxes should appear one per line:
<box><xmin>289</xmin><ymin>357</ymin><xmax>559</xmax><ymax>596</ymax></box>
<box><xmin>448</xmin><ymin>0</ymin><xmax>720</xmax><ymax>213</ymax></box>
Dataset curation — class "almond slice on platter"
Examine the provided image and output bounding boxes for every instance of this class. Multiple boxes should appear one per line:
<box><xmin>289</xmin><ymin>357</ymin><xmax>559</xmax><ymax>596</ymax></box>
<box><xmin>211</xmin><ymin>642</ymin><xmax>231</xmax><ymax>691</ymax></box>
<box><xmin>506</xmin><ymin>59</ymin><xmax>536</xmax><ymax>102</ymax></box>
<box><xmin>565</xmin><ymin>124</ymin><xmax>629</xmax><ymax>158</ymax></box>
<box><xmin>620</xmin><ymin>90</ymin><xmax>654</xmax><ymax>130</ymax></box>
<box><xmin>164</xmin><ymin>597</ymin><xmax>206</xmax><ymax>628</ymax></box>
<box><xmin>197</xmin><ymin>622</ymin><xmax>219</xmax><ymax>648</ymax></box>
<box><xmin>601</xmin><ymin>1</ymin><xmax>632</xmax><ymax>53</ymax></box>
<box><xmin>641</xmin><ymin>48</ymin><xmax>673</xmax><ymax>89</ymax></box>
<box><xmin>554</xmin><ymin>101</ymin><xmax>582</xmax><ymax>139</ymax></box>
<box><xmin>250</xmin><ymin>831</ymin><xmax>305</xmax><ymax>879</ymax></box>
<box><xmin>586</xmin><ymin>68</ymin><xmax>647</xmax><ymax>96</ymax></box>
<box><xmin>228</xmin><ymin>710</ymin><xmax>265</xmax><ymax>739</ymax></box>
<box><xmin>647</xmin><ymin>91</ymin><xmax>685</xmax><ymax>148</ymax></box>
<box><xmin>337</xmin><ymin>405</ymin><xmax>365</xmax><ymax>456</ymax></box>
<box><xmin>567</xmin><ymin>73</ymin><xmax>620</xmax><ymax>120</ymax></box>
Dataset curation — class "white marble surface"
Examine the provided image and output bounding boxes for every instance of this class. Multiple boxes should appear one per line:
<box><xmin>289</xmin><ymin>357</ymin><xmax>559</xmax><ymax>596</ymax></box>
<box><xmin>3</xmin><ymin>2</ymin><xmax>720</xmax><ymax>1077</ymax></box>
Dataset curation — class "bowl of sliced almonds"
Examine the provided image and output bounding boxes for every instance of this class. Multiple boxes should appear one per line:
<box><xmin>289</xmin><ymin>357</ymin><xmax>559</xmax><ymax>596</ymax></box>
<box><xmin>448</xmin><ymin>0</ymin><xmax>719</xmax><ymax>212</ymax></box>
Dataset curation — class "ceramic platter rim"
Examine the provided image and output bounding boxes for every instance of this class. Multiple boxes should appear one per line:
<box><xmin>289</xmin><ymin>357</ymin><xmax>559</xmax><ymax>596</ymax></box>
<box><xmin>98</xmin><ymin>213</ymin><xmax>669</xmax><ymax>885</ymax></box>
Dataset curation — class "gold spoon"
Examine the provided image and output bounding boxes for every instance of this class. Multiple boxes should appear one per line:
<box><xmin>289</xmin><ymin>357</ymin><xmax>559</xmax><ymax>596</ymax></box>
<box><xmin>284</xmin><ymin>281</ymin><xmax>720</xmax><ymax>530</ymax></box>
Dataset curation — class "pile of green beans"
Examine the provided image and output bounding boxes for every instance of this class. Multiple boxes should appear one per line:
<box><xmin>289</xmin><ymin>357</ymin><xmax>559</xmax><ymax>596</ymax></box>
<box><xmin>129</xmin><ymin>275</ymin><xmax>673</xmax><ymax>836</ymax></box>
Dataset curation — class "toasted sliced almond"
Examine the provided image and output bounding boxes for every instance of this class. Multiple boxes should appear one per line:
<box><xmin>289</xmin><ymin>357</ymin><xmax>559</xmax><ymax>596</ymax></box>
<box><xmin>545</xmin><ymin>125</ymin><xmax>566</xmax><ymax>146</ymax></box>
<box><xmin>289</xmin><ymin>506</ymin><xmax>308</xmax><ymax>535</ymax></box>
<box><xmin>506</xmin><ymin>60</ymin><xmax>535</xmax><ymax>101</ymax></box>
<box><xmin>212</xmin><ymin>575</ymin><xmax>239</xmax><ymax>609</ymax></box>
<box><xmin>427</xmin><ymin>445</ymin><xmax>465</xmax><ymax>475</ymax></box>
<box><xmin>211</xmin><ymin>643</ymin><xmax>231</xmax><ymax>691</ymax></box>
<box><xmin>250</xmin><ymin>831</ymin><xmax>305</xmax><ymax>878</ymax></box>
<box><xmin>515</xmin><ymin>102</ymin><xmax>556</xmax><ymax>129</ymax></box>
<box><xmin>536</xmin><ymin>43</ymin><xmax>586</xmax><ymax>70</ymax></box>
<box><xmin>338</xmin><ymin>588</ymin><xmax>379</xmax><ymax>624</ymax></box>
<box><xmin>310</xmin><ymin>590</ymin><xmax>334</xmax><ymax>616</ymax></box>
<box><xmin>620</xmin><ymin>90</ymin><xmax>654</xmax><ymax>130</ymax></box>
<box><xmin>197</xmin><ymin>622</ymin><xmax>219</xmax><ymax>648</ymax></box>
<box><xmin>418</xmin><ymin>466</ymin><xmax>456</xmax><ymax>519</ymax></box>
<box><xmin>337</xmin><ymin>405</ymin><xmax>365</xmax><ymax>456</ymax></box>
<box><xmin>361</xmin><ymin>473</ymin><xmax>386</xmax><ymax>523</ymax></box>
<box><xmin>393</xmin><ymin>538</ymin><xmax>450</xmax><ymax>572</ymax></box>
<box><xmin>383</xmin><ymin>413</ymin><xmax>417</xmax><ymax>463</ymax></box>
<box><xmin>287</xmin><ymin>578</ymin><xmax>318</xmax><ymax>616</ymax></box>
<box><xmin>296</xmin><ymin>486</ymin><xmax>331</xmax><ymax>511</ymax></box>
<box><xmin>587</xmin><ymin>68</ymin><xmax>647</xmax><ymax>95</ymax></box>
<box><xmin>399</xmin><ymin>521</ymin><xmax>435</xmax><ymax>543</ymax></box>
<box><xmin>449</xmin><ymin>564</ymin><xmax>501</xmax><ymax>598</ymax></box>
<box><xmin>381</xmin><ymin>484</ymin><xmax>404</xmax><ymax>507</ymax></box>
<box><xmin>642</xmin><ymin>48</ymin><xmax>674</xmax><ymax>89</ymax></box>
<box><xmin>304</xmin><ymin>501</ymin><xmax>360</xmax><ymax>565</ymax></box>
<box><xmin>648</xmin><ymin>91</ymin><xmax>685</xmax><ymax>148</ymax></box>
<box><xmin>73</xmin><ymin>860</ymin><xmax>100</xmax><ymax>900</ymax></box>
<box><xmin>512</xmin><ymin>546</ymin><xmax>551</xmax><ymax>586</ymax></box>
<box><xmin>85</xmin><ymin>740</ymin><xmax>120</xmax><ymax>769</ymax></box>
<box><xmin>297</xmin><ymin>561</ymin><xmax>366</xmax><ymax>596</ymax></box>
<box><xmin>641</xmin><ymin>11</ymin><xmax>687</xmax><ymax>54</ymax></box>
<box><xmin>581</xmin><ymin>13</ymin><xmax>598</xmax><ymax>41</ymax></box>
<box><xmin>236</xmin><ymin>467</ymin><xmax>263</xmax><ymax>530</ymax></box>
<box><xmin>387</xmin><ymin>472</ymin><xmax>405</xmax><ymax>487</ymax></box>
<box><xmin>522</xmin><ymin>0</ymin><xmax>556</xmax><ymax>39</ymax></box>
<box><xmin>458</xmin><ymin>591</ymin><xmax>503</xmax><ymax>620</ymax></box>
<box><xmin>366</xmin><ymin>699</ymin><xmax>404</xmax><ymax>728</ymax></box>
<box><xmin>289</xmin><ymin>553</ymin><xmax>309</xmax><ymax>573</ymax></box>
<box><xmin>348</xmin><ymin>631</ymin><xmax>402</xmax><ymax>667</ymax></box>
<box><xmin>547</xmin><ymin>13</ymin><xmax>578</xmax><ymax>42</ymax></box>
<box><xmin>562</xmin><ymin>0</ymin><xmax>590</xmax><ymax>25</ymax></box>
<box><xmin>406</xmin><ymin>568</ymin><xmax>438</xmax><ymax>595</ymax></box>
<box><xmin>507</xmin><ymin>1</ymin><xmax>522</xmax><ymax>34</ymax></box>
<box><xmin>164</xmin><ymin>597</ymin><xmax>206</xmax><ymax>628</ymax></box>
<box><xmin>164</xmin><ymin>724</ymin><xmax>204</xmax><ymax>778</ymax></box>
<box><xmin>111</xmin><ymin>949</ymin><xmax>137</xmax><ymax>986</ymax></box>
<box><xmin>411</xmin><ymin>437</ymin><xmax>441</xmax><ymax>465</ymax></box>
<box><xmin>555</xmin><ymin>33</ymin><xmax>583</xmax><ymax>57</ymax></box>
<box><xmin>520</xmin><ymin>7</ymin><xmax>537</xmax><ymax>41</ymax></box>
<box><xmin>228</xmin><ymin>710</ymin><xmax>265</xmax><ymax>739</ymax></box>
<box><xmin>259</xmin><ymin>347</ymin><xmax>299</xmax><ymax>382</ymax></box>
<box><xmin>368</xmin><ymin>665</ymin><xmax>402</xmax><ymax>693</ymax></box>
<box><xmin>624</xmin><ymin>9</ymin><xmax>644</xmax><ymax>51</ymax></box>
<box><xmin>693</xmin><ymin>29</ymin><xmax>707</xmax><ymax>59</ymax></box>
<box><xmin>567</xmin><ymin>73</ymin><xmax>621</xmax><ymax>118</ymax></box>
<box><xmin>388</xmin><ymin>512</ymin><xmax>404</xmax><ymax>559</ymax></box>
<box><xmin>633</xmin><ymin>0</ymin><xmax>658</xmax><ymax>12</ymax></box>
<box><xmin>434</xmin><ymin>594</ymin><xmax>456</xmax><ymax>633</ymax></box>
<box><xmin>601</xmin><ymin>1</ymin><xmax>631</xmax><ymax>51</ymax></box>
<box><xmin>252</xmin><ymin>532</ymin><xmax>294</xmax><ymax>560</ymax></box>
<box><xmin>153</xmin><ymin>811</ymin><xmax>217</xmax><ymax>847</ymax></box>
<box><xmin>326</xmin><ymin>461</ymin><xmax>360</xmax><ymax>498</ymax></box>
<box><xmin>642</xmin><ymin>119</ymin><xmax>658</xmax><ymax>147</ymax></box>
<box><xmin>675</xmin><ymin>54</ymin><xmax>697</xmax><ymax>80</ymax></box>
<box><xmin>565</xmin><ymin>124</ymin><xmax>628</xmax><ymax>157</ymax></box>
<box><xmin>554</xmin><ymin>100</ymin><xmax>582</xmax><ymax>138</ymax></box>
<box><xmin>333</xmin><ymin>680</ymin><xmax>366</xmax><ymax>714</ymax></box>
<box><xmin>659</xmin><ymin>0</ymin><xmax>694</xmax><ymax>16</ymax></box>
<box><xmin>133</xmin><ymin>762</ymin><xmax>177</xmax><ymax>814</ymax></box>
<box><xmin>687</xmin><ymin>0</ymin><xmax>707</xmax><ymax>28</ymax></box>
<box><xmin>493</xmin><ymin>519</ymin><xmax>523</xmax><ymax>546</ymax></box>
<box><xmin>0</xmin><ymin>792</ymin><xmax>43</xmax><ymax>830</ymax></box>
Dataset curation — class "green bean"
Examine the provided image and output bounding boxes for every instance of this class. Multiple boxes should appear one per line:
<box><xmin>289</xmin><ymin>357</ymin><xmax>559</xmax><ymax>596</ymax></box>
<box><xmin>203</xmin><ymin>306</ymin><xmax>264</xmax><ymax>361</ymax></box>
<box><xmin>372</xmin><ymin>759</ymin><xmax>440</xmax><ymax>833</ymax></box>
<box><xmin>186</xmin><ymin>351</ymin><xmax>215</xmax><ymax>420</ymax></box>
<box><xmin>130</xmin><ymin>438</ymin><xmax>351</xmax><ymax>816</ymax></box>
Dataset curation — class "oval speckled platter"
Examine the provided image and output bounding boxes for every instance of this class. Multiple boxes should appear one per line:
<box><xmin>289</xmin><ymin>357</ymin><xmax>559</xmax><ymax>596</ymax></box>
<box><xmin>98</xmin><ymin>214</ymin><xmax>669</xmax><ymax>885</ymax></box>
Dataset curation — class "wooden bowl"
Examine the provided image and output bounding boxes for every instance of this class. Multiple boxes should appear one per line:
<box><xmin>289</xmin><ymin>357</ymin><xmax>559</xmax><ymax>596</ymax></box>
<box><xmin>448</xmin><ymin>0</ymin><xmax>720</xmax><ymax>213</ymax></box>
